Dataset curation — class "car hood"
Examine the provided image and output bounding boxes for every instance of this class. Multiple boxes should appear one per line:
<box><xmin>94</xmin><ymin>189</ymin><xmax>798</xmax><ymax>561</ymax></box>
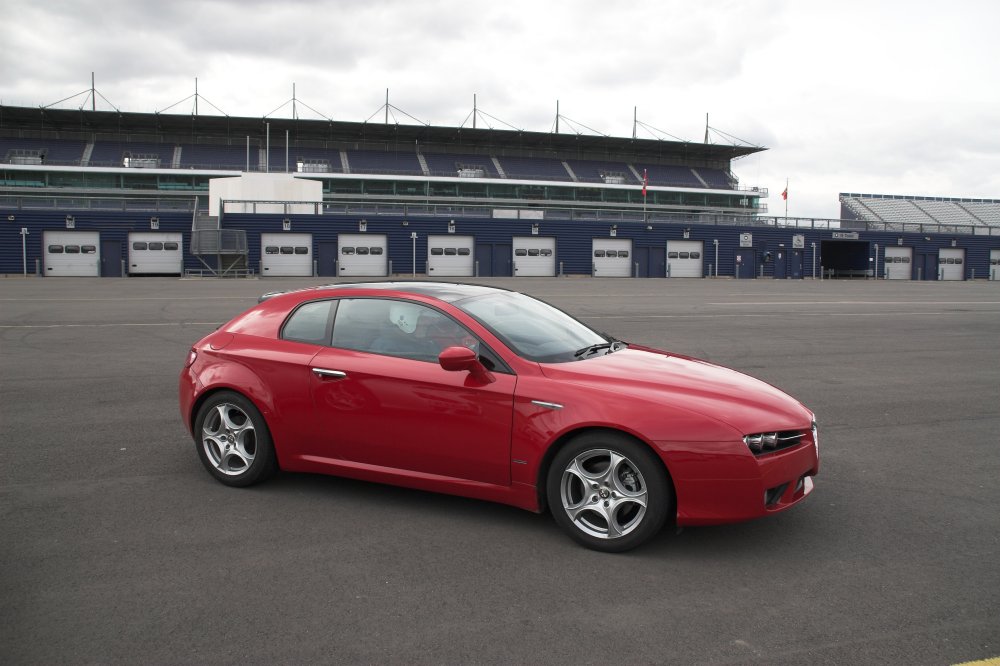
<box><xmin>539</xmin><ymin>347</ymin><xmax>811</xmax><ymax>434</ymax></box>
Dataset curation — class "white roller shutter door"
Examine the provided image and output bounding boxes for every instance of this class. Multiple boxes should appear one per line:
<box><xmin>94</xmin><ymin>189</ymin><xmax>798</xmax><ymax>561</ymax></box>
<box><xmin>338</xmin><ymin>234</ymin><xmax>388</xmax><ymax>277</ymax></box>
<box><xmin>44</xmin><ymin>231</ymin><xmax>100</xmax><ymax>276</ymax></box>
<box><xmin>938</xmin><ymin>248</ymin><xmax>965</xmax><ymax>281</ymax></box>
<box><xmin>592</xmin><ymin>239</ymin><xmax>632</xmax><ymax>277</ymax></box>
<box><xmin>427</xmin><ymin>235</ymin><xmax>474</xmax><ymax>277</ymax></box>
<box><xmin>128</xmin><ymin>232</ymin><xmax>183</xmax><ymax>275</ymax></box>
<box><xmin>261</xmin><ymin>233</ymin><xmax>313</xmax><ymax>276</ymax></box>
<box><xmin>513</xmin><ymin>237</ymin><xmax>556</xmax><ymax>277</ymax></box>
<box><xmin>990</xmin><ymin>250</ymin><xmax>1000</xmax><ymax>281</ymax></box>
<box><xmin>884</xmin><ymin>247</ymin><xmax>912</xmax><ymax>280</ymax></box>
<box><xmin>666</xmin><ymin>240</ymin><xmax>704</xmax><ymax>278</ymax></box>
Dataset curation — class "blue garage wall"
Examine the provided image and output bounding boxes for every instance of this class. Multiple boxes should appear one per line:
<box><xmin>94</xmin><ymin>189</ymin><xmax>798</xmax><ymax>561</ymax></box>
<box><xmin>0</xmin><ymin>210</ymin><xmax>196</xmax><ymax>275</ymax></box>
<box><xmin>3</xmin><ymin>206</ymin><xmax>999</xmax><ymax>279</ymax></box>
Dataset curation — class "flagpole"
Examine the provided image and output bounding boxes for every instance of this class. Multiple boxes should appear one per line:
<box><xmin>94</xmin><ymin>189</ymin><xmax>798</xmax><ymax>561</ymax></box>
<box><xmin>784</xmin><ymin>178</ymin><xmax>789</xmax><ymax>220</ymax></box>
<box><xmin>642</xmin><ymin>169</ymin><xmax>648</xmax><ymax>224</ymax></box>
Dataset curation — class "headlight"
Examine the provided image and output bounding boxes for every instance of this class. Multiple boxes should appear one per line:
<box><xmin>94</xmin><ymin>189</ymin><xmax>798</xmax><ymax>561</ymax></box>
<box><xmin>743</xmin><ymin>430</ymin><xmax>807</xmax><ymax>455</ymax></box>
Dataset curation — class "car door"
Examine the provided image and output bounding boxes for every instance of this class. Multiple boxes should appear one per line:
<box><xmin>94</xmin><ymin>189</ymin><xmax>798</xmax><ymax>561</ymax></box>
<box><xmin>307</xmin><ymin>297</ymin><xmax>516</xmax><ymax>486</ymax></box>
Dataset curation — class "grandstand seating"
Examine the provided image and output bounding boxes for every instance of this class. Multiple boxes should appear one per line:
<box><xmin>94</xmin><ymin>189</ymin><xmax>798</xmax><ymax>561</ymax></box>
<box><xmin>634</xmin><ymin>164</ymin><xmax>703</xmax><ymax>188</ymax></box>
<box><xmin>565</xmin><ymin>160</ymin><xmax>634</xmax><ymax>184</ymax></box>
<box><xmin>959</xmin><ymin>202</ymin><xmax>1000</xmax><ymax>226</ymax></box>
<box><xmin>695</xmin><ymin>168</ymin><xmax>734</xmax><ymax>189</ymax></box>
<box><xmin>496</xmin><ymin>156</ymin><xmax>570</xmax><ymax>181</ymax></box>
<box><xmin>912</xmin><ymin>200</ymin><xmax>981</xmax><ymax>225</ymax></box>
<box><xmin>89</xmin><ymin>141</ymin><xmax>173</xmax><ymax>168</ymax></box>
<box><xmin>178</xmin><ymin>144</ymin><xmax>253</xmax><ymax>170</ymax></box>
<box><xmin>0</xmin><ymin>138</ymin><xmax>86</xmax><ymax>165</ymax></box>
<box><xmin>840</xmin><ymin>194</ymin><xmax>1000</xmax><ymax>228</ymax></box>
<box><xmin>346</xmin><ymin>150</ymin><xmax>422</xmax><ymax>175</ymax></box>
<box><xmin>266</xmin><ymin>146</ymin><xmax>343</xmax><ymax>173</ymax></box>
<box><xmin>422</xmin><ymin>152</ymin><xmax>499</xmax><ymax>178</ymax></box>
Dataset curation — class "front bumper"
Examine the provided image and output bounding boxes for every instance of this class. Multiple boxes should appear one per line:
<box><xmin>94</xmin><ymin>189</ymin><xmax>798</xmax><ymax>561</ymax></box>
<box><xmin>659</xmin><ymin>433</ymin><xmax>819</xmax><ymax>526</ymax></box>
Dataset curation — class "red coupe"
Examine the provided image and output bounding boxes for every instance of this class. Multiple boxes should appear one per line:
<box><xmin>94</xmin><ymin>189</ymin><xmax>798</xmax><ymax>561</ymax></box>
<box><xmin>180</xmin><ymin>282</ymin><xmax>818</xmax><ymax>552</ymax></box>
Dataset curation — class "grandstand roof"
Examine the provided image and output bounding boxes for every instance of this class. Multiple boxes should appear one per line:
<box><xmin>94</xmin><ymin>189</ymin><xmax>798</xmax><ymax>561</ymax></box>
<box><xmin>0</xmin><ymin>105</ymin><xmax>763</xmax><ymax>167</ymax></box>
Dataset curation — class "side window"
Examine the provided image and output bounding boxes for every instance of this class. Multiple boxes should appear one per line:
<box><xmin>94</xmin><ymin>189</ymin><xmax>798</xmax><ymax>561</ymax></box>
<box><xmin>281</xmin><ymin>300</ymin><xmax>336</xmax><ymax>345</ymax></box>
<box><xmin>332</xmin><ymin>298</ymin><xmax>479</xmax><ymax>363</ymax></box>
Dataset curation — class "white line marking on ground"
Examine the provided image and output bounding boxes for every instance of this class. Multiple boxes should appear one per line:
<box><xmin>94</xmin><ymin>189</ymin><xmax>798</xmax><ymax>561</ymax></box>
<box><xmin>707</xmin><ymin>301</ymin><xmax>1000</xmax><ymax>306</ymax></box>
<box><xmin>0</xmin><ymin>297</ymin><xmax>253</xmax><ymax>302</ymax></box>
<box><xmin>587</xmin><ymin>312</ymin><xmax>981</xmax><ymax>319</ymax></box>
<box><xmin>0</xmin><ymin>322</ymin><xmax>222</xmax><ymax>329</ymax></box>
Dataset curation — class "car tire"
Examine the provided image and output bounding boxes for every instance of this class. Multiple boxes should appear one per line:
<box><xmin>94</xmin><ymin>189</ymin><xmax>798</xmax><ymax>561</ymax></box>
<box><xmin>547</xmin><ymin>432</ymin><xmax>671</xmax><ymax>553</ymax></box>
<box><xmin>193</xmin><ymin>391</ymin><xmax>277</xmax><ymax>487</ymax></box>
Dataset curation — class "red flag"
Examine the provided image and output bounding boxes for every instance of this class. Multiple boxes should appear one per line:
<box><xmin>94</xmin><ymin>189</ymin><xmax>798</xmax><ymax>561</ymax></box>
<box><xmin>781</xmin><ymin>186</ymin><xmax>788</xmax><ymax>201</ymax></box>
<box><xmin>642</xmin><ymin>169</ymin><xmax>648</xmax><ymax>197</ymax></box>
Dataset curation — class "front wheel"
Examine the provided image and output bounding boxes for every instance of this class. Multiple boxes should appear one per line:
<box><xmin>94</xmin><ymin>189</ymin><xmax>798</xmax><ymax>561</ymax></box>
<box><xmin>193</xmin><ymin>391</ymin><xmax>277</xmax><ymax>487</ymax></box>
<box><xmin>547</xmin><ymin>432</ymin><xmax>672</xmax><ymax>552</ymax></box>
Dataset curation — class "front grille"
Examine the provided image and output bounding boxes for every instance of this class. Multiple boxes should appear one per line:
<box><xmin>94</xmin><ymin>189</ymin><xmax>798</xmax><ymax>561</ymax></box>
<box><xmin>744</xmin><ymin>429</ymin><xmax>807</xmax><ymax>455</ymax></box>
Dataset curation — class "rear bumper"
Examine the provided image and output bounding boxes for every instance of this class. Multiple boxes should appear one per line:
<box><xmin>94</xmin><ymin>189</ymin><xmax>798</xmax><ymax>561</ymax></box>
<box><xmin>659</xmin><ymin>437</ymin><xmax>819</xmax><ymax>526</ymax></box>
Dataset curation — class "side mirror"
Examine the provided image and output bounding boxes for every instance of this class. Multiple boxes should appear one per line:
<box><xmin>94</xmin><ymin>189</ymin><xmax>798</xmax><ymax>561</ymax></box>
<box><xmin>438</xmin><ymin>346</ymin><xmax>494</xmax><ymax>383</ymax></box>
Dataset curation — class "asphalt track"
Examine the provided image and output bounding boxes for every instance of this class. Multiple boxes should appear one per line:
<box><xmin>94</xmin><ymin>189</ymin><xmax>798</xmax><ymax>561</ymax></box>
<box><xmin>1</xmin><ymin>276</ymin><xmax>998</xmax><ymax>665</ymax></box>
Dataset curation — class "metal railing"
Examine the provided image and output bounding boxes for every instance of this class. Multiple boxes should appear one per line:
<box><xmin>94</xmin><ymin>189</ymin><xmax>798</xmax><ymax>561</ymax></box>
<box><xmin>3</xmin><ymin>192</ymin><xmax>998</xmax><ymax>237</ymax></box>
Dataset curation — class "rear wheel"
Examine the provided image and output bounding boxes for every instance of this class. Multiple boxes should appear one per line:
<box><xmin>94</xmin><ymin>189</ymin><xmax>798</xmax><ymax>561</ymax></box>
<box><xmin>547</xmin><ymin>432</ymin><xmax>671</xmax><ymax>552</ymax></box>
<box><xmin>194</xmin><ymin>391</ymin><xmax>276</xmax><ymax>487</ymax></box>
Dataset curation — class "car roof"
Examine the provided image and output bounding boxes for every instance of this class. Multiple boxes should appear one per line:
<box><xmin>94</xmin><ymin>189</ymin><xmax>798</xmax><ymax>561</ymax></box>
<box><xmin>261</xmin><ymin>281</ymin><xmax>512</xmax><ymax>304</ymax></box>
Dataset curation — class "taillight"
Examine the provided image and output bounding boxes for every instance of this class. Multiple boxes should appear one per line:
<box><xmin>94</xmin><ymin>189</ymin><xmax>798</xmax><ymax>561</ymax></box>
<box><xmin>185</xmin><ymin>349</ymin><xmax>198</xmax><ymax>368</ymax></box>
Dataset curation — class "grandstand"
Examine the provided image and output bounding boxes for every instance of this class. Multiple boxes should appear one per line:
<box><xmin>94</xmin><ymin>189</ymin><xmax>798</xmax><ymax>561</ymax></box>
<box><xmin>1</xmin><ymin>103</ymin><xmax>997</xmax><ymax>281</ymax></box>
<box><xmin>841</xmin><ymin>193</ymin><xmax>1000</xmax><ymax>230</ymax></box>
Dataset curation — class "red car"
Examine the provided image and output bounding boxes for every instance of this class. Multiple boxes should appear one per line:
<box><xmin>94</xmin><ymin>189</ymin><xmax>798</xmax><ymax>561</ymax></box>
<box><xmin>180</xmin><ymin>282</ymin><xmax>818</xmax><ymax>552</ymax></box>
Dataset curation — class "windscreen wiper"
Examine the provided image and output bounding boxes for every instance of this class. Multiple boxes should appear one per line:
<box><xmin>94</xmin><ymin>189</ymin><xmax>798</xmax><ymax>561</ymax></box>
<box><xmin>574</xmin><ymin>339</ymin><xmax>625</xmax><ymax>358</ymax></box>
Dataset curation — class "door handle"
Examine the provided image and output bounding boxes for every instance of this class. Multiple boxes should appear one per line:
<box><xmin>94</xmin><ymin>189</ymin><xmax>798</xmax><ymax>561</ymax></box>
<box><xmin>312</xmin><ymin>368</ymin><xmax>347</xmax><ymax>379</ymax></box>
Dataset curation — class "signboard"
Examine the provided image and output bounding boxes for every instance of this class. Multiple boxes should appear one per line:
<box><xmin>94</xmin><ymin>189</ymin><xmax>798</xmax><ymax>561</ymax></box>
<box><xmin>832</xmin><ymin>231</ymin><xmax>859</xmax><ymax>240</ymax></box>
<box><xmin>792</xmin><ymin>234</ymin><xmax>805</xmax><ymax>249</ymax></box>
<box><xmin>739</xmin><ymin>233</ymin><xmax>753</xmax><ymax>247</ymax></box>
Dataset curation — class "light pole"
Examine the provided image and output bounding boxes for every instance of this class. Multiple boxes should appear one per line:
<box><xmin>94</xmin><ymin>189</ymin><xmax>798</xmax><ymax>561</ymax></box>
<box><xmin>20</xmin><ymin>227</ymin><xmax>29</xmax><ymax>277</ymax></box>
<box><xmin>410</xmin><ymin>232</ymin><xmax>417</xmax><ymax>277</ymax></box>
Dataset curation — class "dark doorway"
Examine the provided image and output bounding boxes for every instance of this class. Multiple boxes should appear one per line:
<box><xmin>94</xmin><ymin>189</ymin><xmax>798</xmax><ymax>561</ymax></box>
<box><xmin>100</xmin><ymin>240</ymin><xmax>122</xmax><ymax>277</ymax></box>
<box><xmin>820</xmin><ymin>240</ymin><xmax>869</xmax><ymax>278</ymax></box>
<box><xmin>735</xmin><ymin>251</ymin><xmax>756</xmax><ymax>279</ymax></box>
<box><xmin>475</xmin><ymin>243</ymin><xmax>512</xmax><ymax>277</ymax></box>
<box><xmin>635</xmin><ymin>246</ymin><xmax>666</xmax><ymax>278</ymax></box>
<box><xmin>317</xmin><ymin>242</ymin><xmax>337</xmax><ymax>277</ymax></box>
<box><xmin>789</xmin><ymin>249</ymin><xmax>803</xmax><ymax>279</ymax></box>
<box><xmin>916</xmin><ymin>253</ymin><xmax>939</xmax><ymax>281</ymax></box>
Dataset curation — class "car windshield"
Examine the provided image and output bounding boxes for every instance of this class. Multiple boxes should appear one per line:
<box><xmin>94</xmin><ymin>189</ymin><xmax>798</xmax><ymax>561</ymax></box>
<box><xmin>455</xmin><ymin>291</ymin><xmax>612</xmax><ymax>362</ymax></box>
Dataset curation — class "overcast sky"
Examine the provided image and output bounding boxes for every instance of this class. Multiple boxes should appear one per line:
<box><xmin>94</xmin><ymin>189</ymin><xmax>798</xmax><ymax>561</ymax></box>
<box><xmin>2</xmin><ymin>0</ymin><xmax>998</xmax><ymax>219</ymax></box>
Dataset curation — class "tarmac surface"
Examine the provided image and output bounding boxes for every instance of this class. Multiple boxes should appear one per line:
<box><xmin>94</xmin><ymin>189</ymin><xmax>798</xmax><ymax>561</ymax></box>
<box><xmin>1</xmin><ymin>276</ymin><xmax>998</xmax><ymax>665</ymax></box>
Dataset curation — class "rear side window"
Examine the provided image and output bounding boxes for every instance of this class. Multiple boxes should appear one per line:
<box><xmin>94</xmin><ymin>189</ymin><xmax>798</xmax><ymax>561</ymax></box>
<box><xmin>281</xmin><ymin>300</ymin><xmax>337</xmax><ymax>345</ymax></box>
